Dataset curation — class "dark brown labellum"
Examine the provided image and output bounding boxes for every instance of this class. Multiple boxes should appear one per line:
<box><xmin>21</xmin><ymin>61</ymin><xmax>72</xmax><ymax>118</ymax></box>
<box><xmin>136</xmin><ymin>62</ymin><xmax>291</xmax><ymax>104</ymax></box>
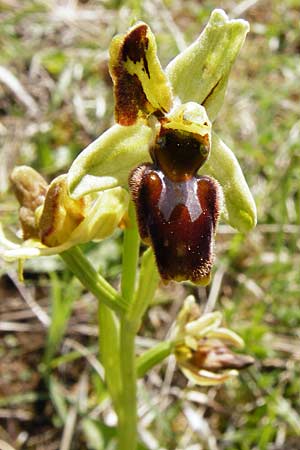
<box><xmin>129</xmin><ymin>164</ymin><xmax>220</xmax><ymax>285</ymax></box>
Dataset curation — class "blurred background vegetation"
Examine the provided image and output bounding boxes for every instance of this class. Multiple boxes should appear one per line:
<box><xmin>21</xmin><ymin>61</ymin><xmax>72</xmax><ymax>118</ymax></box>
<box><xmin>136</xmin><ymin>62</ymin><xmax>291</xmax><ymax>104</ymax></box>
<box><xmin>1</xmin><ymin>0</ymin><xmax>300</xmax><ymax>449</ymax></box>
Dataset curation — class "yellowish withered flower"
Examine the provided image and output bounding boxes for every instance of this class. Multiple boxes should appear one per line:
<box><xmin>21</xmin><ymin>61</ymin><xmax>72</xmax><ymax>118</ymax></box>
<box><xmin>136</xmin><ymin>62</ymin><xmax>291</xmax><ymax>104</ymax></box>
<box><xmin>172</xmin><ymin>296</ymin><xmax>254</xmax><ymax>386</ymax></box>
<box><xmin>0</xmin><ymin>166</ymin><xmax>129</xmax><ymax>261</ymax></box>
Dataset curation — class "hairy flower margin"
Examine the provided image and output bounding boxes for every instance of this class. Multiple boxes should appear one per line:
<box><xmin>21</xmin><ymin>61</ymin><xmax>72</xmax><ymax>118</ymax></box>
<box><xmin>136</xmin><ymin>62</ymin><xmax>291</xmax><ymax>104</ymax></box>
<box><xmin>0</xmin><ymin>9</ymin><xmax>256</xmax><ymax>265</ymax></box>
<box><xmin>171</xmin><ymin>296</ymin><xmax>254</xmax><ymax>385</ymax></box>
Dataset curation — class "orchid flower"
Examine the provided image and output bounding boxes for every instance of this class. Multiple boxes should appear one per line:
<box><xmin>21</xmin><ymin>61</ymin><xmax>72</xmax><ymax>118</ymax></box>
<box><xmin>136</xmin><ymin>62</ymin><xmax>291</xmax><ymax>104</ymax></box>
<box><xmin>1</xmin><ymin>10</ymin><xmax>256</xmax><ymax>284</ymax></box>
<box><xmin>67</xmin><ymin>9</ymin><xmax>256</xmax><ymax>284</ymax></box>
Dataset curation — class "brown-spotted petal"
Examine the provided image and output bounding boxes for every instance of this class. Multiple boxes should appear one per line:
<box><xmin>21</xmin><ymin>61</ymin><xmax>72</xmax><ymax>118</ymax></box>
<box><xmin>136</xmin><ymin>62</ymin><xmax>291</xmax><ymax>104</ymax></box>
<box><xmin>109</xmin><ymin>22</ymin><xmax>173</xmax><ymax>125</ymax></box>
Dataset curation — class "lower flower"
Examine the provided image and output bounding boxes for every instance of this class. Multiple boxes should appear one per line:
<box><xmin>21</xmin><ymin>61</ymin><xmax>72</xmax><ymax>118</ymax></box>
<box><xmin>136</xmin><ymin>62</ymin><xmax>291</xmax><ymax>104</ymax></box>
<box><xmin>172</xmin><ymin>296</ymin><xmax>254</xmax><ymax>386</ymax></box>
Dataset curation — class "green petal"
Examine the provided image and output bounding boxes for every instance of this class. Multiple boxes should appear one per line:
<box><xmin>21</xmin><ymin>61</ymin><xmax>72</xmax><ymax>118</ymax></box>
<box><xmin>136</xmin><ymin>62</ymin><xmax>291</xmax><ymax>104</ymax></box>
<box><xmin>68</xmin><ymin>122</ymin><xmax>154</xmax><ymax>198</ymax></box>
<box><xmin>109</xmin><ymin>22</ymin><xmax>173</xmax><ymax>125</ymax></box>
<box><xmin>200</xmin><ymin>133</ymin><xmax>257</xmax><ymax>232</ymax></box>
<box><xmin>70</xmin><ymin>187</ymin><xmax>129</xmax><ymax>242</ymax></box>
<box><xmin>166</xmin><ymin>9</ymin><xmax>249</xmax><ymax>121</ymax></box>
<box><xmin>206</xmin><ymin>327</ymin><xmax>244</xmax><ymax>349</ymax></box>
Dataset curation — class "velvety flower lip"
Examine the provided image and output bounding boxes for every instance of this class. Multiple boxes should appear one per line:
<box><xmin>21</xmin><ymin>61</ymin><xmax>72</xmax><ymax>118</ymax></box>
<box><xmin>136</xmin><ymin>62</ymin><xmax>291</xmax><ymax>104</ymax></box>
<box><xmin>67</xmin><ymin>9</ymin><xmax>256</xmax><ymax>234</ymax></box>
<box><xmin>171</xmin><ymin>296</ymin><xmax>254</xmax><ymax>386</ymax></box>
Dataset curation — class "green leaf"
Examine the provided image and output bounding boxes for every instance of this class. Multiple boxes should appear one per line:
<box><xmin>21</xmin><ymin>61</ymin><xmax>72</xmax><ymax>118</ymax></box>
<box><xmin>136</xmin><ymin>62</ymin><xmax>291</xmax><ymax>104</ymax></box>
<box><xmin>166</xmin><ymin>9</ymin><xmax>249</xmax><ymax>121</ymax></box>
<box><xmin>200</xmin><ymin>133</ymin><xmax>257</xmax><ymax>232</ymax></box>
<box><xmin>82</xmin><ymin>418</ymin><xmax>117</xmax><ymax>450</ymax></box>
<box><xmin>68</xmin><ymin>122</ymin><xmax>154</xmax><ymax>198</ymax></box>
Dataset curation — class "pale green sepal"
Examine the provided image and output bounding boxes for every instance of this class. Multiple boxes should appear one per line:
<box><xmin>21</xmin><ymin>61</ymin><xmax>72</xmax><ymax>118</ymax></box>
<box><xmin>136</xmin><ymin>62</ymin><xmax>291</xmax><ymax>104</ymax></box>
<box><xmin>200</xmin><ymin>133</ymin><xmax>257</xmax><ymax>232</ymax></box>
<box><xmin>165</xmin><ymin>9</ymin><xmax>249</xmax><ymax>121</ymax></box>
<box><xmin>68</xmin><ymin>122</ymin><xmax>154</xmax><ymax>198</ymax></box>
<box><xmin>0</xmin><ymin>224</ymin><xmax>72</xmax><ymax>260</ymax></box>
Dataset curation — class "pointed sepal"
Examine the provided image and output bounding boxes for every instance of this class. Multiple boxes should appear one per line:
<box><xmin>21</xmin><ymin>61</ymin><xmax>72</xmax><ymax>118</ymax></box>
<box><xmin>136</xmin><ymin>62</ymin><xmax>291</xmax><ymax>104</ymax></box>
<box><xmin>68</xmin><ymin>122</ymin><xmax>154</xmax><ymax>198</ymax></box>
<box><xmin>166</xmin><ymin>9</ymin><xmax>249</xmax><ymax>121</ymax></box>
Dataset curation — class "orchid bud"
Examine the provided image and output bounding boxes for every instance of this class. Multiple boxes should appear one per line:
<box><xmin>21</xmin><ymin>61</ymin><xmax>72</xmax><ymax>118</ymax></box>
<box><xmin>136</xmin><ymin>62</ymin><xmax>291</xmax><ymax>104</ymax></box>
<box><xmin>39</xmin><ymin>175</ymin><xmax>129</xmax><ymax>248</ymax></box>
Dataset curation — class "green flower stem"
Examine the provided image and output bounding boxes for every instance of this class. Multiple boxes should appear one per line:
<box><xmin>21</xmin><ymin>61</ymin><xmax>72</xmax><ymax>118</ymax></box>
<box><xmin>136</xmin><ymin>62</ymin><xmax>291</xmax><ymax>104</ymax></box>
<box><xmin>118</xmin><ymin>320</ymin><xmax>137</xmax><ymax>450</ymax></box>
<box><xmin>121</xmin><ymin>201</ymin><xmax>140</xmax><ymax>306</ymax></box>
<box><xmin>137</xmin><ymin>340</ymin><xmax>173</xmax><ymax>378</ymax></box>
<box><xmin>117</xmin><ymin>202</ymin><xmax>141</xmax><ymax>450</ymax></box>
<box><xmin>61</xmin><ymin>246</ymin><xmax>127</xmax><ymax>314</ymax></box>
<box><xmin>128</xmin><ymin>247</ymin><xmax>159</xmax><ymax>331</ymax></box>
